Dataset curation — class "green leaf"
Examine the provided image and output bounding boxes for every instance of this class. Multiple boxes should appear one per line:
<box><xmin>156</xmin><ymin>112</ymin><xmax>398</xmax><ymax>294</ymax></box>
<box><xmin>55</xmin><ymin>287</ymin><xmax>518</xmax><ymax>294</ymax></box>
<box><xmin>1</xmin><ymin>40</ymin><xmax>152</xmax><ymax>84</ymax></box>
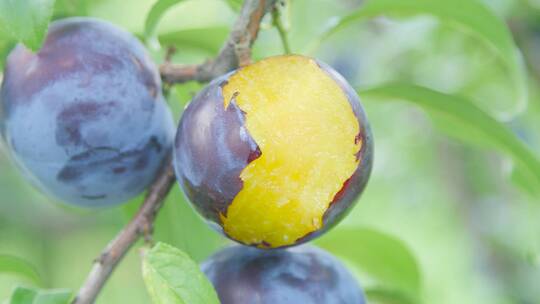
<box><xmin>9</xmin><ymin>287</ymin><xmax>37</xmax><ymax>304</ymax></box>
<box><xmin>32</xmin><ymin>290</ymin><xmax>71</xmax><ymax>304</ymax></box>
<box><xmin>224</xmin><ymin>0</ymin><xmax>243</xmax><ymax>12</ymax></box>
<box><xmin>316</xmin><ymin>228</ymin><xmax>421</xmax><ymax>300</ymax></box>
<box><xmin>53</xmin><ymin>0</ymin><xmax>92</xmax><ymax>17</ymax></box>
<box><xmin>360</xmin><ymin>83</ymin><xmax>540</xmax><ymax>196</ymax></box>
<box><xmin>0</xmin><ymin>0</ymin><xmax>56</xmax><ymax>51</ymax></box>
<box><xmin>0</xmin><ymin>255</ymin><xmax>41</xmax><ymax>285</ymax></box>
<box><xmin>0</xmin><ymin>39</ymin><xmax>16</xmax><ymax>70</ymax></box>
<box><xmin>9</xmin><ymin>287</ymin><xmax>71</xmax><ymax>304</ymax></box>
<box><xmin>144</xmin><ymin>0</ymin><xmax>188</xmax><ymax>47</ymax></box>
<box><xmin>142</xmin><ymin>242</ymin><xmax>220</xmax><ymax>304</ymax></box>
<box><xmin>311</xmin><ymin>0</ymin><xmax>527</xmax><ymax>119</ymax></box>
<box><xmin>158</xmin><ymin>26</ymin><xmax>229</xmax><ymax>55</ymax></box>
<box><xmin>366</xmin><ymin>287</ymin><xmax>417</xmax><ymax>304</ymax></box>
<box><xmin>510</xmin><ymin>164</ymin><xmax>540</xmax><ymax>197</ymax></box>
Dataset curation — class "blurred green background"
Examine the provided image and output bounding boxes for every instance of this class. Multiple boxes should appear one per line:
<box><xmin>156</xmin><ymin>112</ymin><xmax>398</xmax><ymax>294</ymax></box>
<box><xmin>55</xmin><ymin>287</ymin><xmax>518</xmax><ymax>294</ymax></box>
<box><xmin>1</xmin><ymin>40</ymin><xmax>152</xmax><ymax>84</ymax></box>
<box><xmin>2</xmin><ymin>0</ymin><xmax>540</xmax><ymax>303</ymax></box>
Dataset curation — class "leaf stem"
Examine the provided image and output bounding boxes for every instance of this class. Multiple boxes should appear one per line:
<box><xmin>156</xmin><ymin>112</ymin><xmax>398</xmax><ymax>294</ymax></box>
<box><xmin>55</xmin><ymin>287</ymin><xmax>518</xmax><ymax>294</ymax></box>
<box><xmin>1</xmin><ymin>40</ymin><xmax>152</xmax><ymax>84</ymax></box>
<box><xmin>272</xmin><ymin>4</ymin><xmax>292</xmax><ymax>54</ymax></box>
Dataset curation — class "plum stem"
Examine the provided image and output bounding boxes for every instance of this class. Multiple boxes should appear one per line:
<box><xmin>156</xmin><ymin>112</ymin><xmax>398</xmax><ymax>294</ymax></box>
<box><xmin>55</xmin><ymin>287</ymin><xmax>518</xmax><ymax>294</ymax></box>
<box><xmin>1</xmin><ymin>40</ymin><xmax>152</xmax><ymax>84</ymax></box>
<box><xmin>272</xmin><ymin>1</ymin><xmax>292</xmax><ymax>54</ymax></box>
<box><xmin>72</xmin><ymin>1</ymin><xmax>276</xmax><ymax>303</ymax></box>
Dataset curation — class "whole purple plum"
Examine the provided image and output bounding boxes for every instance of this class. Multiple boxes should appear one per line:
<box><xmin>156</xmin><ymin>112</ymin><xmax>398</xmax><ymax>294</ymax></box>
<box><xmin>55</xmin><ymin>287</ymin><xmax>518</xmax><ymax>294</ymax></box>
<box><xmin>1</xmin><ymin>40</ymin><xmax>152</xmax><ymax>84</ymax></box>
<box><xmin>174</xmin><ymin>55</ymin><xmax>373</xmax><ymax>248</ymax></box>
<box><xmin>202</xmin><ymin>245</ymin><xmax>366</xmax><ymax>304</ymax></box>
<box><xmin>0</xmin><ymin>18</ymin><xmax>174</xmax><ymax>207</ymax></box>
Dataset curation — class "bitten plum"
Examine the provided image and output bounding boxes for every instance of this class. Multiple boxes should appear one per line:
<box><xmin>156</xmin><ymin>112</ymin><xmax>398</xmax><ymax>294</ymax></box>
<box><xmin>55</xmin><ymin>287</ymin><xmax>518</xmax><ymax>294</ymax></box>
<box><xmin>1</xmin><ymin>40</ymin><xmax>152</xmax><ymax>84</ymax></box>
<box><xmin>202</xmin><ymin>245</ymin><xmax>366</xmax><ymax>304</ymax></box>
<box><xmin>174</xmin><ymin>55</ymin><xmax>373</xmax><ymax>248</ymax></box>
<box><xmin>0</xmin><ymin>17</ymin><xmax>175</xmax><ymax>207</ymax></box>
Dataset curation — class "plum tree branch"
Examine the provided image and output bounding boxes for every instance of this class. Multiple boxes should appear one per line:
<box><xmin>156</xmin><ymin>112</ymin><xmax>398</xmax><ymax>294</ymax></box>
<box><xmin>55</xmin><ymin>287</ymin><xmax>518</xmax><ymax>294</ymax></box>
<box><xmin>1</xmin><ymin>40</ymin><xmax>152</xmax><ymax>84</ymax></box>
<box><xmin>72</xmin><ymin>1</ymin><xmax>275</xmax><ymax>303</ymax></box>
<box><xmin>160</xmin><ymin>0</ymin><xmax>276</xmax><ymax>84</ymax></box>
<box><xmin>72</xmin><ymin>163</ymin><xmax>175</xmax><ymax>304</ymax></box>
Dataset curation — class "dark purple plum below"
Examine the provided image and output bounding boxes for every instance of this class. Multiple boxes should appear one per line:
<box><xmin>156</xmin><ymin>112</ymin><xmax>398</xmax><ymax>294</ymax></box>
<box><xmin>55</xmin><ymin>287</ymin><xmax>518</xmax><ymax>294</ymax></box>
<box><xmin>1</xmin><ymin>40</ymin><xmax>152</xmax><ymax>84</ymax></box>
<box><xmin>0</xmin><ymin>18</ymin><xmax>174</xmax><ymax>207</ymax></box>
<box><xmin>202</xmin><ymin>245</ymin><xmax>366</xmax><ymax>304</ymax></box>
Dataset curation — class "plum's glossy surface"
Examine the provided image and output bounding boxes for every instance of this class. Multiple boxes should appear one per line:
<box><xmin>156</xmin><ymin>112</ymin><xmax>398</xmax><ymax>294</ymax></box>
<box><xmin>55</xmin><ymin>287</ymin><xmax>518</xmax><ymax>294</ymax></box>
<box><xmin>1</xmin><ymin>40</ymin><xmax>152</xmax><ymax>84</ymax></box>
<box><xmin>174</xmin><ymin>55</ymin><xmax>373</xmax><ymax>248</ymax></box>
<box><xmin>202</xmin><ymin>245</ymin><xmax>366</xmax><ymax>304</ymax></box>
<box><xmin>174</xmin><ymin>73</ymin><xmax>261</xmax><ymax>223</ymax></box>
<box><xmin>0</xmin><ymin>17</ymin><xmax>174</xmax><ymax>207</ymax></box>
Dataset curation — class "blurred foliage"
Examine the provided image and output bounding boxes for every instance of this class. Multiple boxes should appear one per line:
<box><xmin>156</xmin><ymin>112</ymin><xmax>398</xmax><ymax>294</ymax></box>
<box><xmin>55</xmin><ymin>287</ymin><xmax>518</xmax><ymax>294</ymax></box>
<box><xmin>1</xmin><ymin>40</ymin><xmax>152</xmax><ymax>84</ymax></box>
<box><xmin>360</xmin><ymin>84</ymin><xmax>540</xmax><ymax>196</ymax></box>
<box><xmin>0</xmin><ymin>0</ymin><xmax>56</xmax><ymax>50</ymax></box>
<box><xmin>0</xmin><ymin>256</ymin><xmax>41</xmax><ymax>286</ymax></box>
<box><xmin>311</xmin><ymin>0</ymin><xmax>528</xmax><ymax>120</ymax></box>
<box><xmin>316</xmin><ymin>227</ymin><xmax>421</xmax><ymax>302</ymax></box>
<box><xmin>158</xmin><ymin>27</ymin><xmax>229</xmax><ymax>55</ymax></box>
<box><xmin>224</xmin><ymin>0</ymin><xmax>243</xmax><ymax>12</ymax></box>
<box><xmin>144</xmin><ymin>0</ymin><xmax>189</xmax><ymax>48</ymax></box>
<box><xmin>1</xmin><ymin>0</ymin><xmax>540</xmax><ymax>303</ymax></box>
<box><xmin>7</xmin><ymin>287</ymin><xmax>71</xmax><ymax>304</ymax></box>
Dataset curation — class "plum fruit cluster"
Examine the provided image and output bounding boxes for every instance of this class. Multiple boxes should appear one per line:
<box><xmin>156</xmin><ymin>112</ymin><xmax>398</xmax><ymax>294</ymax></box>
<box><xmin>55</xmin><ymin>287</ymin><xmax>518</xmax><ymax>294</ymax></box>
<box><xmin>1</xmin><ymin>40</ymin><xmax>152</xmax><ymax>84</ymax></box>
<box><xmin>0</xmin><ymin>18</ymin><xmax>174</xmax><ymax>207</ymax></box>
<box><xmin>202</xmin><ymin>245</ymin><xmax>366</xmax><ymax>304</ymax></box>
<box><xmin>174</xmin><ymin>55</ymin><xmax>373</xmax><ymax>248</ymax></box>
<box><xmin>0</xmin><ymin>16</ymin><xmax>371</xmax><ymax>303</ymax></box>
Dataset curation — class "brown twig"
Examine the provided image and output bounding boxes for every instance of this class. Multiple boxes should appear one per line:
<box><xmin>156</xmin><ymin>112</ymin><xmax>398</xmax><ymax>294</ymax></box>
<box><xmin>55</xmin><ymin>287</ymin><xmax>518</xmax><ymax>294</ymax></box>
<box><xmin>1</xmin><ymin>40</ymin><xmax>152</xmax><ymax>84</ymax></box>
<box><xmin>72</xmin><ymin>1</ymin><xmax>275</xmax><ymax>303</ymax></box>
<box><xmin>160</xmin><ymin>0</ymin><xmax>275</xmax><ymax>84</ymax></box>
<box><xmin>72</xmin><ymin>163</ymin><xmax>175</xmax><ymax>304</ymax></box>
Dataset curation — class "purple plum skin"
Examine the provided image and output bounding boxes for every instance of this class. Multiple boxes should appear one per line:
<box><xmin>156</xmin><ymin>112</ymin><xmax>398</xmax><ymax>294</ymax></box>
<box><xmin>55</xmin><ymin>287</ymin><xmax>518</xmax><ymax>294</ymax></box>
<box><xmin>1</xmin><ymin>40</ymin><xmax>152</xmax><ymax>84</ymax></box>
<box><xmin>202</xmin><ymin>245</ymin><xmax>367</xmax><ymax>304</ymax></box>
<box><xmin>174</xmin><ymin>73</ymin><xmax>261</xmax><ymax>225</ymax></box>
<box><xmin>174</xmin><ymin>57</ymin><xmax>373</xmax><ymax>246</ymax></box>
<box><xmin>0</xmin><ymin>17</ymin><xmax>175</xmax><ymax>207</ymax></box>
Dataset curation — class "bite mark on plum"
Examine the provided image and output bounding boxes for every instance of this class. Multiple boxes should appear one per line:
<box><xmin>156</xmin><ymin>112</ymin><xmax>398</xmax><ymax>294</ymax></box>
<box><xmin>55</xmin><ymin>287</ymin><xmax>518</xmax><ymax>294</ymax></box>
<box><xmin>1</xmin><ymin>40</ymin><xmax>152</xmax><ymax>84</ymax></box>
<box><xmin>247</xmin><ymin>146</ymin><xmax>261</xmax><ymax>163</ymax></box>
<box><xmin>219</xmin><ymin>55</ymin><xmax>362</xmax><ymax>248</ymax></box>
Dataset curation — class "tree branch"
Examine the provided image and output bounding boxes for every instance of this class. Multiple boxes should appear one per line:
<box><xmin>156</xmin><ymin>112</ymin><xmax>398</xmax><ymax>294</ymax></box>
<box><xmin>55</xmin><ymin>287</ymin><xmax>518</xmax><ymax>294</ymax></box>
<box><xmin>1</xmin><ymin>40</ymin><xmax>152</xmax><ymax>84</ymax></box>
<box><xmin>72</xmin><ymin>1</ymin><xmax>275</xmax><ymax>303</ymax></box>
<box><xmin>72</xmin><ymin>163</ymin><xmax>175</xmax><ymax>304</ymax></box>
<box><xmin>160</xmin><ymin>0</ymin><xmax>276</xmax><ymax>84</ymax></box>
